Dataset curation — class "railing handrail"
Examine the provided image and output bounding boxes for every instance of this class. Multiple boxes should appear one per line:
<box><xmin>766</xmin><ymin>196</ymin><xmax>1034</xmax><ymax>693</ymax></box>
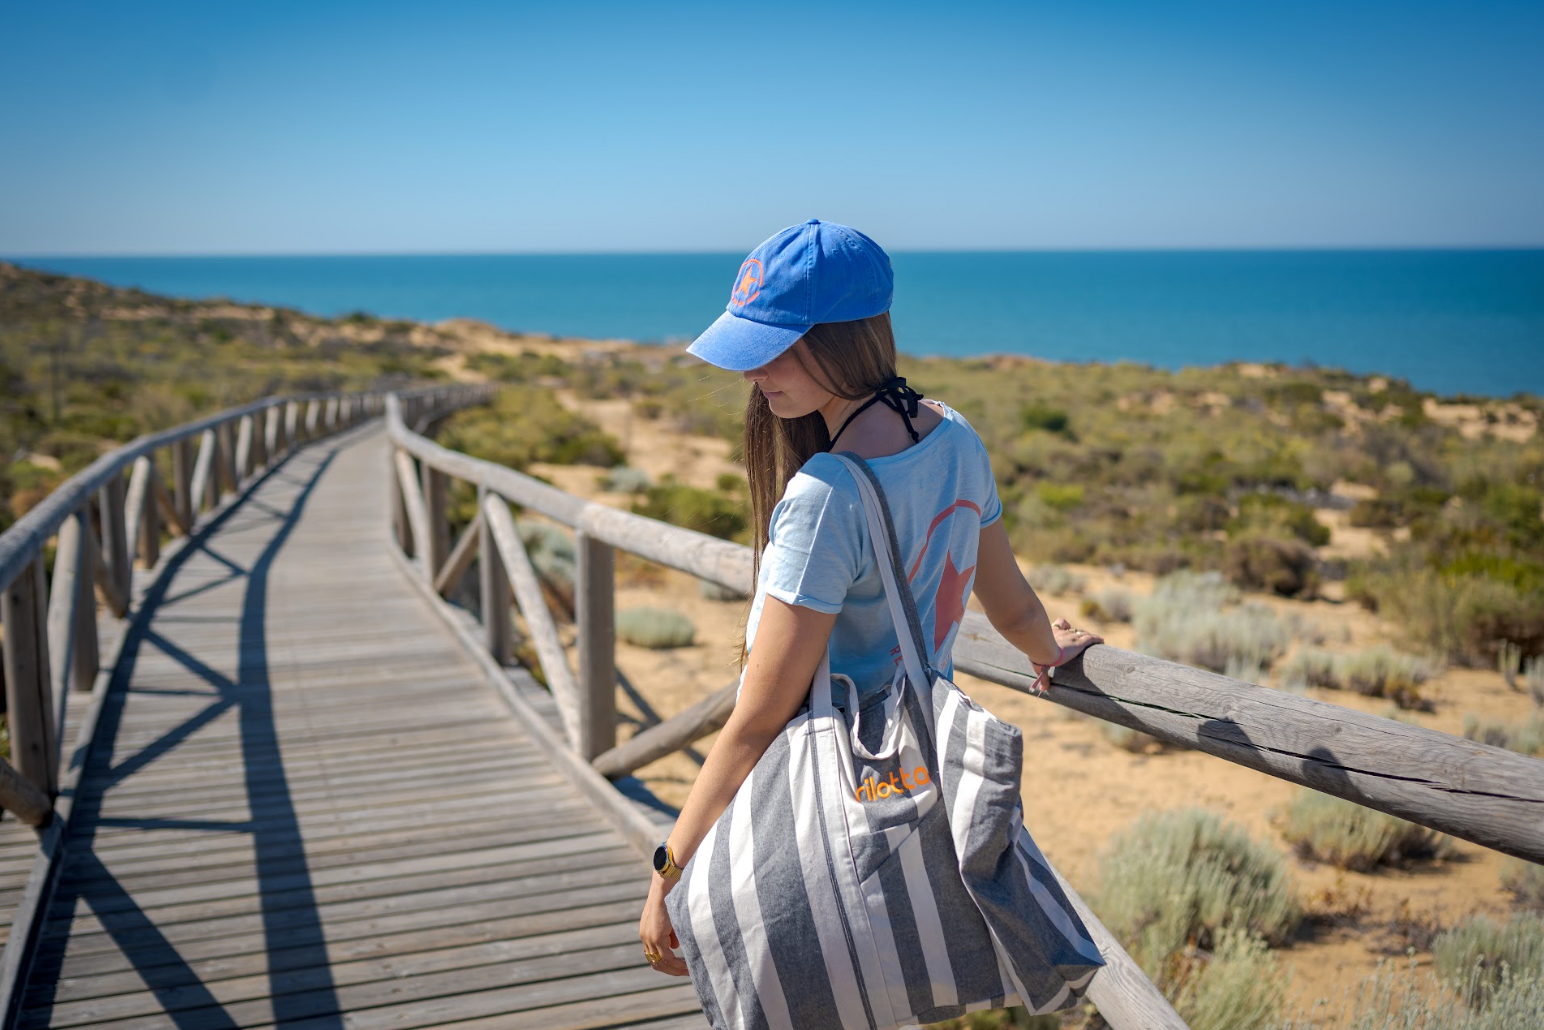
<box><xmin>0</xmin><ymin>386</ymin><xmax>444</xmax><ymax>593</ymax></box>
<box><xmin>384</xmin><ymin>394</ymin><xmax>1544</xmax><ymax>867</ymax></box>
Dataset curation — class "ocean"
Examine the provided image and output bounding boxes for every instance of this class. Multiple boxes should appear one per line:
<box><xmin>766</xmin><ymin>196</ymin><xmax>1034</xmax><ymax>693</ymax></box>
<box><xmin>11</xmin><ymin>250</ymin><xmax>1542</xmax><ymax>398</ymax></box>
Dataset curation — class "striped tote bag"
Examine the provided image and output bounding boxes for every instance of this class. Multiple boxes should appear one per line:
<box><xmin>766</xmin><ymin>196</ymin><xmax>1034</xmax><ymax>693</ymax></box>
<box><xmin>665</xmin><ymin>453</ymin><xmax>1105</xmax><ymax>1030</ymax></box>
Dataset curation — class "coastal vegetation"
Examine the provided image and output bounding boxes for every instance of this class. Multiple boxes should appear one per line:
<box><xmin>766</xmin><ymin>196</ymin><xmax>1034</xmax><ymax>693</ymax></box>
<box><xmin>6</xmin><ymin>262</ymin><xmax>1543</xmax><ymax>1030</ymax></box>
<box><xmin>0</xmin><ymin>261</ymin><xmax>451</xmax><ymax>532</ymax></box>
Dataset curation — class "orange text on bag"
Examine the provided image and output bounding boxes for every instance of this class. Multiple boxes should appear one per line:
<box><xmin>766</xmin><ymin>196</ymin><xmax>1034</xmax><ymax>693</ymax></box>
<box><xmin>855</xmin><ymin>766</ymin><xmax>931</xmax><ymax>802</ymax></box>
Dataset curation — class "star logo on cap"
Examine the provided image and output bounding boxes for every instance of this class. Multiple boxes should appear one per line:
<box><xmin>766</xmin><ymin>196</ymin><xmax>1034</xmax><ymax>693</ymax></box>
<box><xmin>729</xmin><ymin>258</ymin><xmax>762</xmax><ymax>308</ymax></box>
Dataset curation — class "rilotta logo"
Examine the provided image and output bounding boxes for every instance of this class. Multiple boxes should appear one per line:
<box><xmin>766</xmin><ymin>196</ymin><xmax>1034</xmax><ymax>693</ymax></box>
<box><xmin>854</xmin><ymin>765</ymin><xmax>931</xmax><ymax>802</ymax></box>
<box><xmin>730</xmin><ymin>258</ymin><xmax>762</xmax><ymax>308</ymax></box>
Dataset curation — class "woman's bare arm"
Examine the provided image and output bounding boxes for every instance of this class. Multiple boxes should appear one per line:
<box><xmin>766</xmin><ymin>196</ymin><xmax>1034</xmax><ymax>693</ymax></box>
<box><xmin>640</xmin><ymin>595</ymin><xmax>835</xmax><ymax>975</ymax></box>
<box><xmin>971</xmin><ymin>518</ymin><xmax>1061</xmax><ymax>666</ymax></box>
<box><xmin>664</xmin><ymin>596</ymin><xmax>836</xmax><ymax>868</ymax></box>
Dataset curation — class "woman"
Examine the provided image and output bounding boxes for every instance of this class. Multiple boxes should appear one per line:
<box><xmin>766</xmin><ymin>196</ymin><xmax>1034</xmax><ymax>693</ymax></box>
<box><xmin>638</xmin><ymin>220</ymin><xmax>1103</xmax><ymax>987</ymax></box>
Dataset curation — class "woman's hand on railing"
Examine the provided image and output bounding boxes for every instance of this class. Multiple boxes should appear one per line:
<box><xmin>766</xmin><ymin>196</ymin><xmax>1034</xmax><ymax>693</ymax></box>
<box><xmin>1029</xmin><ymin>618</ymin><xmax>1103</xmax><ymax>695</ymax></box>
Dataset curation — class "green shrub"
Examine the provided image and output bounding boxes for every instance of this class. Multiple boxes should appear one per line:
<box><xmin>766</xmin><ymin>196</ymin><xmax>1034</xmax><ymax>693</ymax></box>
<box><xmin>1278</xmin><ymin>789</ymin><xmax>1451</xmax><ymax>871</ymax></box>
<box><xmin>1279</xmin><ymin>648</ymin><xmax>1337</xmax><ymax>692</ymax></box>
<box><xmin>1171</xmin><ymin>925</ymin><xmax>1288</xmax><ymax>1030</ymax></box>
<box><xmin>1433</xmin><ymin>911</ymin><xmax>1544</xmax><ymax>1009</ymax></box>
<box><xmin>698</xmin><ymin>577</ymin><xmax>749</xmax><ymax>602</ymax></box>
<box><xmin>1279</xmin><ymin>646</ymin><xmax>1434</xmax><ymax>710</ymax></box>
<box><xmin>1223</xmin><ymin>532</ymin><xmax>1319</xmax><ymax>597</ymax></box>
<box><xmin>1228</xmin><ymin>493</ymin><xmax>1331</xmax><ymax>547</ymax></box>
<box><xmin>1138</xmin><ymin>600</ymin><xmax>1288</xmax><ymax>673</ymax></box>
<box><xmin>1147</xmin><ymin>569</ymin><xmax>1239</xmax><ymax>611</ymax></box>
<box><xmin>439</xmin><ymin>386</ymin><xmax>624</xmax><ymax>472</ymax></box>
<box><xmin>616</xmin><ymin>607</ymin><xmax>697</xmax><ymax>649</ymax></box>
<box><xmin>1501</xmin><ymin>858</ymin><xmax>1544</xmax><ymax>910</ymax></box>
<box><xmin>1096</xmin><ymin>807</ymin><xmax>1301</xmax><ymax>964</ymax></box>
<box><xmin>1034</xmin><ymin>481</ymin><xmax>1085</xmax><ymax>512</ymax></box>
<box><xmin>1336</xmin><ymin>646</ymin><xmax>1435</xmax><ymax>710</ymax></box>
<box><xmin>600</xmin><ymin>465</ymin><xmax>652</xmax><ymax>494</ymax></box>
<box><xmin>1019</xmin><ymin>402</ymin><xmax>1072</xmax><ymax>436</ymax></box>
<box><xmin>1029</xmin><ymin>564</ymin><xmax>1084</xmax><ymax>595</ymax></box>
<box><xmin>1354</xmin><ymin>563</ymin><xmax>1544</xmax><ymax>666</ymax></box>
<box><xmin>1463</xmin><ymin>711</ymin><xmax>1544</xmax><ymax>757</ymax></box>
<box><xmin>632</xmin><ymin>479</ymin><xmax>748</xmax><ymax>541</ymax></box>
<box><xmin>1080</xmin><ymin>587</ymin><xmax>1134</xmax><ymax>623</ymax></box>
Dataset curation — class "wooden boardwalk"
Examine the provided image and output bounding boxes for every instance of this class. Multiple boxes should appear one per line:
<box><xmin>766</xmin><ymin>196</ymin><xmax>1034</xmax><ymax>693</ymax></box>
<box><xmin>0</xmin><ymin>425</ymin><xmax>705</xmax><ymax>1030</ymax></box>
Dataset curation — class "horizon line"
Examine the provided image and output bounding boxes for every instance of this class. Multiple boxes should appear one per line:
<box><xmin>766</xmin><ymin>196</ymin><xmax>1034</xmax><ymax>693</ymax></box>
<box><xmin>7</xmin><ymin>243</ymin><xmax>1544</xmax><ymax>261</ymax></box>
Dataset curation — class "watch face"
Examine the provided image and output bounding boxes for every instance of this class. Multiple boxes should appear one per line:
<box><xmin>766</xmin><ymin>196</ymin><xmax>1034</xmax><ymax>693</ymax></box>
<box><xmin>652</xmin><ymin>844</ymin><xmax>669</xmax><ymax>872</ymax></box>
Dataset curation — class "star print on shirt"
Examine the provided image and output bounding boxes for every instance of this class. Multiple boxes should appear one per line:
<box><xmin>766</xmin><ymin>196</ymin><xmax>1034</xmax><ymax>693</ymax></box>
<box><xmin>933</xmin><ymin>549</ymin><xmax>975</xmax><ymax>651</ymax></box>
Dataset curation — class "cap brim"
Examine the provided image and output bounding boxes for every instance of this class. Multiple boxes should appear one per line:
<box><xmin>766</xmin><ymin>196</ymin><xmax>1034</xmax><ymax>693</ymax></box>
<box><xmin>686</xmin><ymin>310</ymin><xmax>809</xmax><ymax>372</ymax></box>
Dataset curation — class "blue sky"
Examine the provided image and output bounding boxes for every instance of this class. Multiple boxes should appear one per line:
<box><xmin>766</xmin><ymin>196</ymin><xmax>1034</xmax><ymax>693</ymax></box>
<box><xmin>2</xmin><ymin>0</ymin><xmax>1541</xmax><ymax>254</ymax></box>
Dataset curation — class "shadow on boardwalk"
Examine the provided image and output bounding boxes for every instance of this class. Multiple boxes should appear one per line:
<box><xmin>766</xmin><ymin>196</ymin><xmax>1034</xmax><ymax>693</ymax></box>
<box><xmin>24</xmin><ymin>443</ymin><xmax>345</xmax><ymax>1029</ymax></box>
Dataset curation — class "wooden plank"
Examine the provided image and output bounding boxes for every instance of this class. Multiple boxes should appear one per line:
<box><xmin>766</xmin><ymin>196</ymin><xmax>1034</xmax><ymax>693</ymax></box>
<box><xmin>389</xmin><ymin>544</ymin><xmax>666</xmax><ymax>859</ymax></box>
<box><xmin>482</xmin><ymin>493</ymin><xmax>582</xmax><ymax>749</ymax></box>
<box><xmin>575</xmin><ymin>531</ymin><xmax>617</xmax><ymax>761</ymax></box>
<box><xmin>52</xmin><ymin>895</ymin><xmax>646</xmax><ymax>985</ymax></box>
<box><xmin>36</xmin><ymin>919</ymin><xmax>646</xmax><ymax>1015</ymax></box>
<box><xmin>45</xmin><ymin>843</ymin><xmax>641</xmax><ymax>940</ymax></box>
<box><xmin>593</xmin><ymin>682</ymin><xmax>736</xmax><ymax>780</ymax></box>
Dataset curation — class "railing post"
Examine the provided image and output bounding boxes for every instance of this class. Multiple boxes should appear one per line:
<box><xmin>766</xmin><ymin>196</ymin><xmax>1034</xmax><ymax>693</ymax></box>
<box><xmin>3</xmin><ymin>557</ymin><xmax>59</xmax><ymax>798</ymax></box>
<box><xmin>213</xmin><ymin>420</ymin><xmax>236</xmax><ymax>500</ymax></box>
<box><xmin>99</xmin><ymin>472</ymin><xmax>131</xmax><ymax>608</ymax></box>
<box><xmin>306</xmin><ymin>400</ymin><xmax>321</xmax><ymax>437</ymax></box>
<box><xmin>576</xmin><ymin>531</ymin><xmax>617</xmax><ymax>761</ymax></box>
<box><xmin>189</xmin><ymin>429</ymin><xmax>217</xmax><ymax>519</ymax></box>
<box><xmin>49</xmin><ymin>509</ymin><xmax>99</xmax><ymax>705</ymax></box>
<box><xmin>235</xmin><ymin>414</ymin><xmax>255</xmax><ymax>481</ymax></box>
<box><xmin>171</xmin><ymin>437</ymin><xmax>195</xmax><ymax>533</ymax></box>
<box><xmin>478</xmin><ymin>485</ymin><xmax>511</xmax><ymax>666</ymax></box>
<box><xmin>251</xmin><ymin>407</ymin><xmax>269</xmax><ymax>472</ymax></box>
<box><xmin>264</xmin><ymin>403</ymin><xmax>282</xmax><ymax>460</ymax></box>
<box><xmin>285</xmin><ymin>400</ymin><xmax>301</xmax><ymax>444</ymax></box>
<box><xmin>325</xmin><ymin>397</ymin><xmax>339</xmax><ymax>432</ymax></box>
<box><xmin>127</xmin><ymin>456</ymin><xmax>160</xmax><ymax>569</ymax></box>
<box><xmin>425</xmin><ymin>467</ymin><xmax>450</xmax><ymax>580</ymax></box>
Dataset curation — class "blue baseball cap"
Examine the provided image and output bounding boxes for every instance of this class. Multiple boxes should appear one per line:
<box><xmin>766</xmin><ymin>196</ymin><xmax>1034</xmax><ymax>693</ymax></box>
<box><xmin>687</xmin><ymin>219</ymin><xmax>893</xmax><ymax>372</ymax></box>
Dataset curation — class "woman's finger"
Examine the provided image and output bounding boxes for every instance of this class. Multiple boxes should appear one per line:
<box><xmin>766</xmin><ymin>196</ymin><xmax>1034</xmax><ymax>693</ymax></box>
<box><xmin>652</xmin><ymin>951</ymin><xmax>690</xmax><ymax>977</ymax></box>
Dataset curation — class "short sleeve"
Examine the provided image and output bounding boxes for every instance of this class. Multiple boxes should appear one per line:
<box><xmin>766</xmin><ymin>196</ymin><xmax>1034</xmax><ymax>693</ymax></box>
<box><xmin>950</xmin><ymin>406</ymin><xmax>1003</xmax><ymax>528</ymax></box>
<box><xmin>758</xmin><ymin>455</ymin><xmax>868</xmax><ymax>614</ymax></box>
<box><xmin>980</xmin><ymin>454</ymin><xmax>1004</xmax><ymax>528</ymax></box>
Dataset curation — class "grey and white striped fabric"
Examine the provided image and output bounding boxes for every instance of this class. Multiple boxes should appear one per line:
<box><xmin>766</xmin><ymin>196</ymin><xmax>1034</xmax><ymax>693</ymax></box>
<box><xmin>666</xmin><ymin>453</ymin><xmax>1105</xmax><ymax>1030</ymax></box>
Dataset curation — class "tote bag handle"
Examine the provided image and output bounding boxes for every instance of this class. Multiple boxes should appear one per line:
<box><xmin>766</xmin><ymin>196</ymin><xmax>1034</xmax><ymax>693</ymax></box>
<box><xmin>830</xmin><ymin>452</ymin><xmax>938</xmax><ymax>730</ymax></box>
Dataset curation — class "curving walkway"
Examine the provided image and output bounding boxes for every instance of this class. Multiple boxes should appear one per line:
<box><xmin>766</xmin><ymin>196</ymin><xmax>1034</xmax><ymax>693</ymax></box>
<box><xmin>2</xmin><ymin>425</ymin><xmax>704</xmax><ymax>1030</ymax></box>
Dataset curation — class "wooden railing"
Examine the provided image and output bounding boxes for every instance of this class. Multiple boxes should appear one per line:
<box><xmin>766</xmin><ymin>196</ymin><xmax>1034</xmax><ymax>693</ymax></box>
<box><xmin>0</xmin><ymin>384</ymin><xmax>485</xmax><ymax>829</ymax></box>
<box><xmin>386</xmin><ymin>390</ymin><xmax>1544</xmax><ymax>1030</ymax></box>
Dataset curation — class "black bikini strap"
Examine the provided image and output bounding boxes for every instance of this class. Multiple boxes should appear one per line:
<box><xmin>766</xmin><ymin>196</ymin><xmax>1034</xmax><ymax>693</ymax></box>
<box><xmin>828</xmin><ymin>377</ymin><xmax>925</xmax><ymax>450</ymax></box>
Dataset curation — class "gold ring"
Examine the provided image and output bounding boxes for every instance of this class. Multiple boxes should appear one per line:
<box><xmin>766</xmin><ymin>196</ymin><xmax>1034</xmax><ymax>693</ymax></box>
<box><xmin>644</xmin><ymin>950</ymin><xmax>660</xmax><ymax>964</ymax></box>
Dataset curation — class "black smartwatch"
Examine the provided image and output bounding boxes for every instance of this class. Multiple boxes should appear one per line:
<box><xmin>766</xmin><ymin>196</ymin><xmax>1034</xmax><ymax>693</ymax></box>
<box><xmin>652</xmin><ymin>840</ymin><xmax>682</xmax><ymax>879</ymax></box>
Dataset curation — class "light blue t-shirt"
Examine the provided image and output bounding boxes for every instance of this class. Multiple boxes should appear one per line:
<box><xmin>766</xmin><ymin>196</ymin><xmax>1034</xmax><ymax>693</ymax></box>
<box><xmin>744</xmin><ymin>400</ymin><xmax>1003</xmax><ymax>704</ymax></box>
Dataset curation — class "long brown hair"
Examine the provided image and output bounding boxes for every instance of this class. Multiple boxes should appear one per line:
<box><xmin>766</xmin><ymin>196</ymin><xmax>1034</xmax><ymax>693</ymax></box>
<box><xmin>742</xmin><ymin>311</ymin><xmax>902</xmax><ymax>640</ymax></box>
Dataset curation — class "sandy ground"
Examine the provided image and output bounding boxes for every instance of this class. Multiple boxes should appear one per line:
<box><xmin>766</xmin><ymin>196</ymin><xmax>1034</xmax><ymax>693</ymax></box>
<box><xmin>516</xmin><ymin>385</ymin><xmax>1541</xmax><ymax>1025</ymax></box>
